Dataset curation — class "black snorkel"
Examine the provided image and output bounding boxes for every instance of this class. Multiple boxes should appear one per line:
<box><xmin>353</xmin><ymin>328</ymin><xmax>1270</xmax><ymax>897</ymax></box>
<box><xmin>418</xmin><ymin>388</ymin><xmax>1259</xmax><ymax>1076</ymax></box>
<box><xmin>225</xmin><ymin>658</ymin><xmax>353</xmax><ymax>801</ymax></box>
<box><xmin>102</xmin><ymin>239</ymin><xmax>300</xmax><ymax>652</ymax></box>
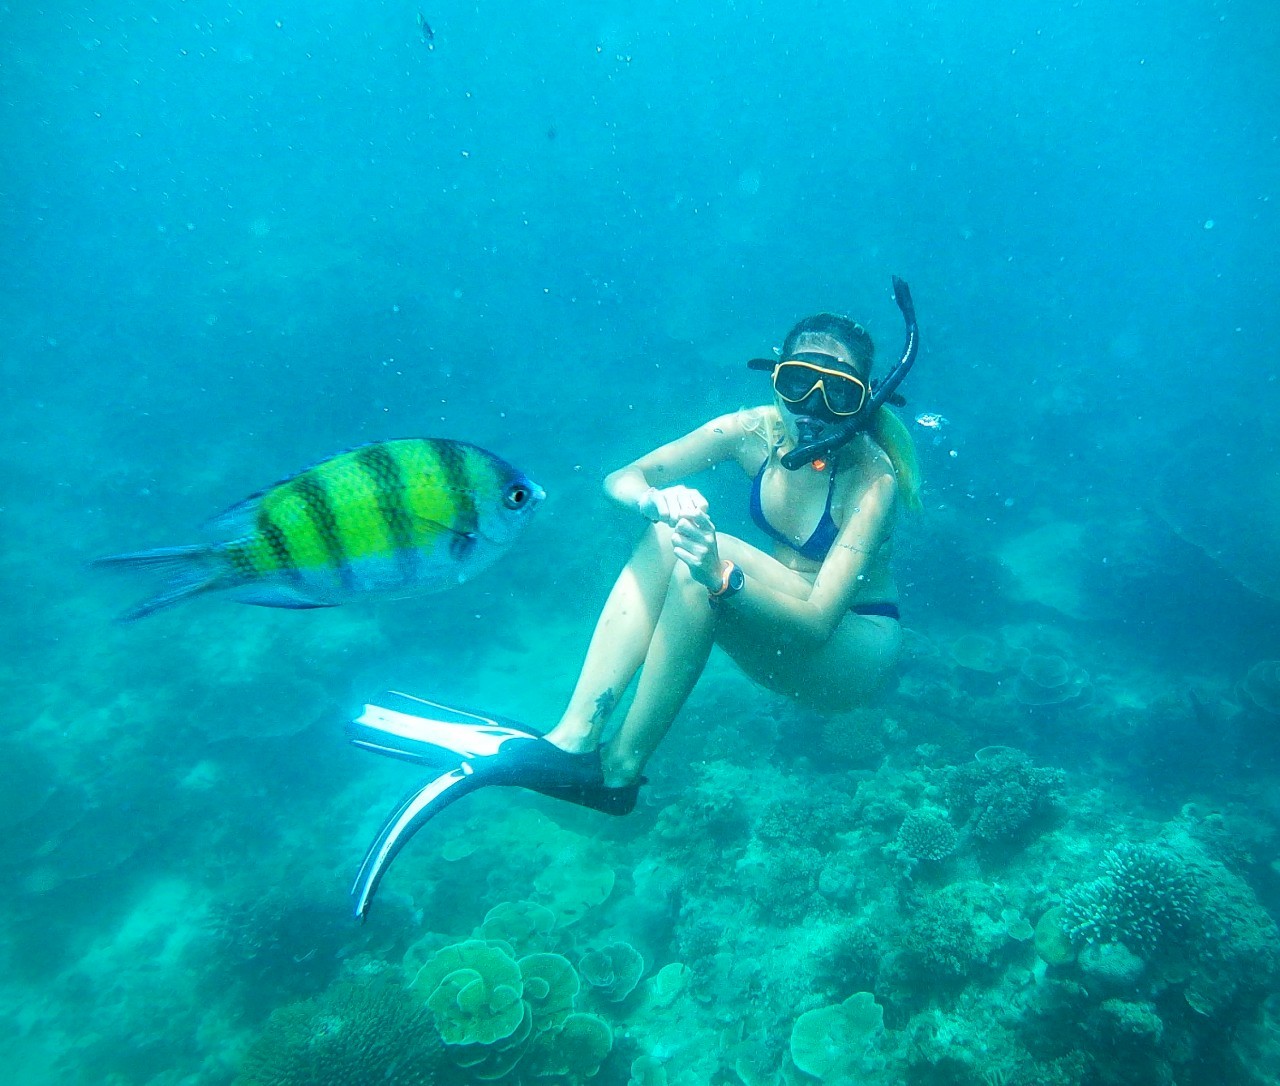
<box><xmin>748</xmin><ymin>276</ymin><xmax>920</xmax><ymax>471</ymax></box>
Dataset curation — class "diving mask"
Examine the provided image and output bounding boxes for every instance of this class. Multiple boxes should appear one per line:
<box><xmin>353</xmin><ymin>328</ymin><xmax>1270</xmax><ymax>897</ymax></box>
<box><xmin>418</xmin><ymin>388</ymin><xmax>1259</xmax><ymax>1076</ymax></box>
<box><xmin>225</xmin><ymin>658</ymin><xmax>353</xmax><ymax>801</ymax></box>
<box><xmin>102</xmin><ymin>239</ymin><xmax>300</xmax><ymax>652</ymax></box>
<box><xmin>746</xmin><ymin>275</ymin><xmax>920</xmax><ymax>471</ymax></box>
<box><xmin>771</xmin><ymin>352</ymin><xmax>869</xmax><ymax>418</ymax></box>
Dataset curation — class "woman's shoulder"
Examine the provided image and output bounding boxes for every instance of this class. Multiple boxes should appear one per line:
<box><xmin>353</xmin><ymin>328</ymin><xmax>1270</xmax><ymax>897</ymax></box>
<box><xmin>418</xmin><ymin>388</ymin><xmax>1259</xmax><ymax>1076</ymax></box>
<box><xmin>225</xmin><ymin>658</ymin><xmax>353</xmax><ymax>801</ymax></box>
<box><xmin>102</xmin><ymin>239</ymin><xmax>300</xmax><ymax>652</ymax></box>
<box><xmin>843</xmin><ymin>434</ymin><xmax>898</xmax><ymax>498</ymax></box>
<box><xmin>851</xmin><ymin>431</ymin><xmax>893</xmax><ymax>470</ymax></box>
<box><xmin>733</xmin><ymin>404</ymin><xmax>783</xmax><ymax>439</ymax></box>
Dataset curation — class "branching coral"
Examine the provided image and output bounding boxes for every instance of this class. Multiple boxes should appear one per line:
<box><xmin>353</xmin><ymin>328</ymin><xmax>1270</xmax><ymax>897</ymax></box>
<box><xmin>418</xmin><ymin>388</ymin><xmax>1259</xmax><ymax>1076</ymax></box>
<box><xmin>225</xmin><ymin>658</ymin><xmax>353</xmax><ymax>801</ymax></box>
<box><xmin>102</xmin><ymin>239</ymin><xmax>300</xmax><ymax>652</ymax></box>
<box><xmin>749</xmin><ymin>844</ymin><xmax>824</xmax><ymax>925</ymax></box>
<box><xmin>900</xmin><ymin>889</ymin><xmax>982</xmax><ymax>979</ymax></box>
<box><xmin>1060</xmin><ymin>843</ymin><xmax>1196</xmax><ymax>955</ymax></box>
<box><xmin>942</xmin><ymin>748</ymin><xmax>1064</xmax><ymax>844</ymax></box>
<box><xmin>755</xmin><ymin>792</ymin><xmax>856</xmax><ymax>852</ymax></box>
<box><xmin>892</xmin><ymin>808</ymin><xmax>959</xmax><ymax>864</ymax></box>
<box><xmin>818</xmin><ymin>713</ymin><xmax>886</xmax><ymax>767</ymax></box>
<box><xmin>234</xmin><ymin>974</ymin><xmax>443</xmax><ymax>1086</ymax></box>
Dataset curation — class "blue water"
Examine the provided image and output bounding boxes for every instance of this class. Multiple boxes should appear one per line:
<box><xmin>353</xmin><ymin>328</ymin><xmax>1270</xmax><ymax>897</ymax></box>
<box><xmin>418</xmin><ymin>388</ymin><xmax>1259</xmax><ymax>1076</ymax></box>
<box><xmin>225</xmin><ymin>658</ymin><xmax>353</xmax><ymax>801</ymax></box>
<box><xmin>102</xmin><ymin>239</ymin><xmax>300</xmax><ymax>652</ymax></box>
<box><xmin>4</xmin><ymin>1</ymin><xmax>1279</xmax><ymax>1083</ymax></box>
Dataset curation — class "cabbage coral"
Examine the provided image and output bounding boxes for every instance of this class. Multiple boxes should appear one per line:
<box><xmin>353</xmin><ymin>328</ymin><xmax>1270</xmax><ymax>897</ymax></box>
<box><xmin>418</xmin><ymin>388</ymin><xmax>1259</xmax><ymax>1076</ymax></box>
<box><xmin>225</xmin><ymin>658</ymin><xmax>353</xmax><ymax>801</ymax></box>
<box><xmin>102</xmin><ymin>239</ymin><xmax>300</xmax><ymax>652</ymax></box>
<box><xmin>1014</xmin><ymin>653</ymin><xmax>1090</xmax><ymax>706</ymax></box>
<box><xmin>579</xmin><ymin>942</ymin><xmax>645</xmax><ymax>1002</ymax></box>
<box><xmin>789</xmin><ymin>992</ymin><xmax>883</xmax><ymax>1081</ymax></box>
<box><xmin>1240</xmin><ymin>660</ymin><xmax>1280</xmax><ymax>715</ymax></box>
<box><xmin>411</xmin><ymin>939</ymin><xmax>525</xmax><ymax>1045</ymax></box>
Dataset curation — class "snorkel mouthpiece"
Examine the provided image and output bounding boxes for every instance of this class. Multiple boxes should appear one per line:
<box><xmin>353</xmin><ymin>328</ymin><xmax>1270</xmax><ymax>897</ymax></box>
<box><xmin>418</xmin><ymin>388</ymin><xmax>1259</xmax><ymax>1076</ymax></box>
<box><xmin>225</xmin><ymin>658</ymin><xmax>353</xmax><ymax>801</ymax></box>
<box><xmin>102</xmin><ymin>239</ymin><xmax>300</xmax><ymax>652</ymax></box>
<box><xmin>774</xmin><ymin>275</ymin><xmax>920</xmax><ymax>471</ymax></box>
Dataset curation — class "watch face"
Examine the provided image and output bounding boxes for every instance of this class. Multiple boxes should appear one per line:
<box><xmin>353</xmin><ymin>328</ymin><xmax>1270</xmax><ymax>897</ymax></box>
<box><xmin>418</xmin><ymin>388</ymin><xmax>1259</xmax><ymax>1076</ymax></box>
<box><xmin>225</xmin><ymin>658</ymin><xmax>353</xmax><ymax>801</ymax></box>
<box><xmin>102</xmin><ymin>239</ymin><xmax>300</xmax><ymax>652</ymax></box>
<box><xmin>728</xmin><ymin>566</ymin><xmax>746</xmax><ymax>592</ymax></box>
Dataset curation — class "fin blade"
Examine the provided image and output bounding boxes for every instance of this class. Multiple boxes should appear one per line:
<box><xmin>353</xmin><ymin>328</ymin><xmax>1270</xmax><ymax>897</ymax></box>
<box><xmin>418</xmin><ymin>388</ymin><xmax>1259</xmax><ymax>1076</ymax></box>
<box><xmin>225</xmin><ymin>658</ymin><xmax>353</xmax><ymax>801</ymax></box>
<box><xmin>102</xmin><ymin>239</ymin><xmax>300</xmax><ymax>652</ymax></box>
<box><xmin>91</xmin><ymin>544</ymin><xmax>222</xmax><ymax>621</ymax></box>
<box><xmin>351</xmin><ymin>767</ymin><xmax>478</xmax><ymax>920</ymax></box>
<box><xmin>349</xmin><ymin>693</ymin><xmax>537</xmax><ymax>765</ymax></box>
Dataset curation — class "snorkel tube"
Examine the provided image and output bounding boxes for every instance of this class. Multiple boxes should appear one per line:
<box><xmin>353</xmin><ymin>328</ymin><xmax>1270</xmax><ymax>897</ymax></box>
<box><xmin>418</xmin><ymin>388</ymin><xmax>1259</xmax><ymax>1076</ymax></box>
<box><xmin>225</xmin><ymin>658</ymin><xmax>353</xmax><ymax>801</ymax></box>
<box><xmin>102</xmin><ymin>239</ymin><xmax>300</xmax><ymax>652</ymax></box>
<box><xmin>749</xmin><ymin>276</ymin><xmax>920</xmax><ymax>471</ymax></box>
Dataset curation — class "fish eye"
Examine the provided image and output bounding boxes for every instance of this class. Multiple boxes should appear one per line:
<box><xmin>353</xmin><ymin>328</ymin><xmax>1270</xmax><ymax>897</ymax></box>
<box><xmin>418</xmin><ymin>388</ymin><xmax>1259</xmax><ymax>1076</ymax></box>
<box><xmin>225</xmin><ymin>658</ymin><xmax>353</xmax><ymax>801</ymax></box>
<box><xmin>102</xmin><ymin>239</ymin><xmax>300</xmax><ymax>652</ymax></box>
<box><xmin>503</xmin><ymin>484</ymin><xmax>530</xmax><ymax>510</ymax></box>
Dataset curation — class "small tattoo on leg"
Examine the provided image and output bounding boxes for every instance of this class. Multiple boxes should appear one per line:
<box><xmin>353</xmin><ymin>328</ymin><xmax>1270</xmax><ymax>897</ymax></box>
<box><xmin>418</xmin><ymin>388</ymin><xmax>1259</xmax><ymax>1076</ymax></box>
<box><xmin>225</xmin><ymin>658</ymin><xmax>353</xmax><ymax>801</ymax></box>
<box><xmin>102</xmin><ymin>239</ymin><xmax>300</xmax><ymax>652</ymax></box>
<box><xmin>591</xmin><ymin>689</ymin><xmax>617</xmax><ymax>728</ymax></box>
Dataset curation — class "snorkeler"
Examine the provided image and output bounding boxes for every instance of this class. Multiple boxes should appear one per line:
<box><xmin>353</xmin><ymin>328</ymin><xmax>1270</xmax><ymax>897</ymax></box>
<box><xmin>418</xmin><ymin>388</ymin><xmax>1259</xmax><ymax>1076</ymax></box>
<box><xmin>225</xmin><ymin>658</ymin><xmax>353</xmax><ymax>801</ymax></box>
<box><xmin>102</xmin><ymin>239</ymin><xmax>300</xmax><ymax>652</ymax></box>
<box><xmin>350</xmin><ymin>277</ymin><xmax>921</xmax><ymax>919</ymax></box>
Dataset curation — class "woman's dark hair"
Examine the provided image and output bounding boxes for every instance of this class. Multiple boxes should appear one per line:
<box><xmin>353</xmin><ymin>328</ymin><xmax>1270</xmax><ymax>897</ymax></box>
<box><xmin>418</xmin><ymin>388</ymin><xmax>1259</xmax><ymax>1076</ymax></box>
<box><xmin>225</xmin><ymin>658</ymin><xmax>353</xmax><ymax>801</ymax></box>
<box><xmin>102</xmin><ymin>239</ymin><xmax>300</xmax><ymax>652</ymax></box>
<box><xmin>781</xmin><ymin>313</ymin><xmax>874</xmax><ymax>376</ymax></box>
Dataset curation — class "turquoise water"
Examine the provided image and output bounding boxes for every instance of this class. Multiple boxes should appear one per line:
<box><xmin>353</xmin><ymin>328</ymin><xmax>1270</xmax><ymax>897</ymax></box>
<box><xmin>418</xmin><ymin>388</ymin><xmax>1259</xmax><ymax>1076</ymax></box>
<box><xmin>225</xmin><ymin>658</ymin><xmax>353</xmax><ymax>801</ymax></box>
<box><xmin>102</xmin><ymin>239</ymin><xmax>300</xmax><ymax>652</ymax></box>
<box><xmin>4</xmin><ymin>1</ymin><xmax>1279</xmax><ymax>1083</ymax></box>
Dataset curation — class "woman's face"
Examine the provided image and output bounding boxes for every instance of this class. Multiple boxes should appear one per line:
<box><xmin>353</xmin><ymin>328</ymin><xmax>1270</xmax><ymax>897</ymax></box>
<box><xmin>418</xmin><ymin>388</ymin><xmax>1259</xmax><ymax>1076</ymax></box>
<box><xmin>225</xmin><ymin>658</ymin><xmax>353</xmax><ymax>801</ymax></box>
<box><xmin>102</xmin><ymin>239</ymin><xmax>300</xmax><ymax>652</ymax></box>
<box><xmin>773</xmin><ymin>332</ymin><xmax>866</xmax><ymax>448</ymax></box>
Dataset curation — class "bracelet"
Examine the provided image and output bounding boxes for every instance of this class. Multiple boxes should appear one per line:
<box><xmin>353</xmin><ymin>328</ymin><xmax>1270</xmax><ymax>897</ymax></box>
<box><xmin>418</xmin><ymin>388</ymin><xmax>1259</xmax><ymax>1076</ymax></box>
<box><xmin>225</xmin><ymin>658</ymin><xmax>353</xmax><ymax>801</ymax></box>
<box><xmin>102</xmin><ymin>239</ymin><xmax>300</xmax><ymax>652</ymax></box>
<box><xmin>640</xmin><ymin>486</ymin><xmax>660</xmax><ymax>521</ymax></box>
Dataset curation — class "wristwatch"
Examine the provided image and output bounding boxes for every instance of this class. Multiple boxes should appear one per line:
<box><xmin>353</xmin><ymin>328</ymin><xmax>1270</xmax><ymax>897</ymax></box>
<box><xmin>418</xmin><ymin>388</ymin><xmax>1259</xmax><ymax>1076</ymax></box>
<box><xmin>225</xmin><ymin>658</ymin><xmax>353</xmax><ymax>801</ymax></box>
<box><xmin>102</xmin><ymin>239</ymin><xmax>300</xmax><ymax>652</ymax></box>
<box><xmin>709</xmin><ymin>560</ymin><xmax>745</xmax><ymax>601</ymax></box>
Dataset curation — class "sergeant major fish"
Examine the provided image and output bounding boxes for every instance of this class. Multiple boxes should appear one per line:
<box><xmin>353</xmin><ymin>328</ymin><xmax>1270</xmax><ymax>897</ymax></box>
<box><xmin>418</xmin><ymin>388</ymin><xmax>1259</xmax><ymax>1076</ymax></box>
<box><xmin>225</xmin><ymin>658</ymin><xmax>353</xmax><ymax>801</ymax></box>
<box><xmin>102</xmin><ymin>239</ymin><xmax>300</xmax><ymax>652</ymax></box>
<box><xmin>94</xmin><ymin>438</ymin><xmax>543</xmax><ymax>621</ymax></box>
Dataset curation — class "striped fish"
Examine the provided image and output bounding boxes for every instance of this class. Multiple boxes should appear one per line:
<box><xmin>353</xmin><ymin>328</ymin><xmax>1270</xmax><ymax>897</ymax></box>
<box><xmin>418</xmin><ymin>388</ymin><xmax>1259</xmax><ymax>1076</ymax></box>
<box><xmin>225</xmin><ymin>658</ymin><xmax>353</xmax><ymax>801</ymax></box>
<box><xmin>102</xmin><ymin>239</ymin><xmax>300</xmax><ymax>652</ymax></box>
<box><xmin>94</xmin><ymin>438</ymin><xmax>544</xmax><ymax>621</ymax></box>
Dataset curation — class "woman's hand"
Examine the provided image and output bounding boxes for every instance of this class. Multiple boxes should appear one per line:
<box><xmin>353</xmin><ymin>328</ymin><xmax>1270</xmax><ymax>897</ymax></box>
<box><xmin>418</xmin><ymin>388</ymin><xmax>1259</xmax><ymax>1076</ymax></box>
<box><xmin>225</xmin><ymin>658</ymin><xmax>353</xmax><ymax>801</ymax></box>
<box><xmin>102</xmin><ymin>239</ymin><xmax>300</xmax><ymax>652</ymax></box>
<box><xmin>640</xmin><ymin>484</ymin><xmax>708</xmax><ymax>527</ymax></box>
<box><xmin>671</xmin><ymin>511</ymin><xmax>724</xmax><ymax>591</ymax></box>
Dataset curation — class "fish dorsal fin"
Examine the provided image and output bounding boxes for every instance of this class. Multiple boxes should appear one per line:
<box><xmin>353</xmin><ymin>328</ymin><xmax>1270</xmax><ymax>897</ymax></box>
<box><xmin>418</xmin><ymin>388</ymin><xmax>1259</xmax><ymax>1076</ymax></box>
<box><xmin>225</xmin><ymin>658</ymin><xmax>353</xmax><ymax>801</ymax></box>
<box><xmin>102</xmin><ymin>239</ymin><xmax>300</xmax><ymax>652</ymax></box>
<box><xmin>205</xmin><ymin>493</ymin><xmax>264</xmax><ymax>537</ymax></box>
<box><xmin>203</xmin><ymin>441</ymin><xmax>392</xmax><ymax>536</ymax></box>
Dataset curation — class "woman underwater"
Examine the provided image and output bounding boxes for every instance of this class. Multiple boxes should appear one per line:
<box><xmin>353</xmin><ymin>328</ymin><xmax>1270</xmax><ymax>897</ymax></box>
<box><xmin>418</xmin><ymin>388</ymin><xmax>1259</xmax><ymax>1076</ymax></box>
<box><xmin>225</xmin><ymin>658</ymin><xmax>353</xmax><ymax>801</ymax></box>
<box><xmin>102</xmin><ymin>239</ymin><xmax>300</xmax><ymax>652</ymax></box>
<box><xmin>350</xmin><ymin>277</ymin><xmax>920</xmax><ymax>919</ymax></box>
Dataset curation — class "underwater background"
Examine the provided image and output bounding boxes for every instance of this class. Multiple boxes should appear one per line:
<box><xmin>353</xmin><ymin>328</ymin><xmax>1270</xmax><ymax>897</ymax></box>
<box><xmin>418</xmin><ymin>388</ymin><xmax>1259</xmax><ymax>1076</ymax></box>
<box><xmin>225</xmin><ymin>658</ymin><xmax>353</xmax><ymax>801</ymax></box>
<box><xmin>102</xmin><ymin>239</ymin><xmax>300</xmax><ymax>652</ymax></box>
<box><xmin>4</xmin><ymin>0</ymin><xmax>1280</xmax><ymax>1083</ymax></box>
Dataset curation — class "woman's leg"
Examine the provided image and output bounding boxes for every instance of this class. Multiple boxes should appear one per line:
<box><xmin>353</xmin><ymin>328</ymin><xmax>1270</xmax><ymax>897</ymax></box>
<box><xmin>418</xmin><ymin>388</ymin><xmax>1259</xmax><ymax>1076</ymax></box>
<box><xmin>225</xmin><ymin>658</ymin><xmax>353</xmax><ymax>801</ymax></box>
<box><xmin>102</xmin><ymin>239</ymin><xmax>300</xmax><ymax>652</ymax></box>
<box><xmin>600</xmin><ymin>560</ymin><xmax>716</xmax><ymax>785</ymax></box>
<box><xmin>709</xmin><ymin>536</ymin><xmax>903</xmax><ymax>708</ymax></box>
<box><xmin>543</xmin><ymin>523</ymin><xmax>678</xmax><ymax>752</ymax></box>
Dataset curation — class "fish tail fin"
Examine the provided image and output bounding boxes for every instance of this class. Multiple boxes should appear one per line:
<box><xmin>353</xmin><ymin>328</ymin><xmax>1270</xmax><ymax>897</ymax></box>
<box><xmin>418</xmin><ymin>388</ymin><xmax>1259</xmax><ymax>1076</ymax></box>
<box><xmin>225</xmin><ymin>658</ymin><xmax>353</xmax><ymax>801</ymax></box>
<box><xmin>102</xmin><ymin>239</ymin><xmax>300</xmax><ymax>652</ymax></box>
<box><xmin>91</xmin><ymin>544</ymin><xmax>225</xmax><ymax>621</ymax></box>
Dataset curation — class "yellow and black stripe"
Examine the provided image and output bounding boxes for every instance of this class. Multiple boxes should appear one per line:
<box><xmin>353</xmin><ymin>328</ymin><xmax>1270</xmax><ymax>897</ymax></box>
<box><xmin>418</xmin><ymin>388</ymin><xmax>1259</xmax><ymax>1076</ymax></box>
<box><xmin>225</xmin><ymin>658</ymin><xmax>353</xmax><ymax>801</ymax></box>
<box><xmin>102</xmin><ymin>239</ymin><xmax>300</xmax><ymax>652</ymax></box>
<box><xmin>221</xmin><ymin>438</ymin><xmax>504</xmax><ymax>593</ymax></box>
<box><xmin>354</xmin><ymin>441</ymin><xmax>418</xmax><ymax>583</ymax></box>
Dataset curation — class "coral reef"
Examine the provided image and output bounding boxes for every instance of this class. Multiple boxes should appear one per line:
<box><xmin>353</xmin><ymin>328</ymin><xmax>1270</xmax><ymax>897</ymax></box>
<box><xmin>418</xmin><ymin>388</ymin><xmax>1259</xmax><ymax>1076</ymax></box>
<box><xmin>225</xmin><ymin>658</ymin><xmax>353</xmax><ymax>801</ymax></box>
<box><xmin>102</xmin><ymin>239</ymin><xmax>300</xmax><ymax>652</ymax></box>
<box><xmin>949</xmin><ymin>632</ymin><xmax>1010</xmax><ymax>675</ymax></box>
<box><xmin>396</xmin><ymin>936</ymin><xmax>618</xmax><ymax>1083</ymax></box>
<box><xmin>789</xmin><ymin>991</ymin><xmax>884</xmax><ymax>1081</ymax></box>
<box><xmin>578</xmin><ymin>942</ymin><xmax>645</xmax><ymax>1003</ymax></box>
<box><xmin>818</xmin><ymin>711</ymin><xmax>886</xmax><ymax>767</ymax></box>
<box><xmin>233</xmin><ymin>972</ymin><xmax>443</xmax><ymax>1086</ymax></box>
<box><xmin>891</xmin><ymin>808</ymin><xmax>958</xmax><ymax>865</ymax></box>
<box><xmin>411</xmin><ymin>939</ymin><xmax>526</xmax><ymax>1045</ymax></box>
<box><xmin>1014</xmin><ymin>653</ymin><xmax>1091</xmax><ymax>707</ymax></box>
<box><xmin>941</xmin><ymin>747</ymin><xmax>1066</xmax><ymax>845</ymax></box>
<box><xmin>1239</xmin><ymin>660</ymin><xmax>1280</xmax><ymax>715</ymax></box>
<box><xmin>1060</xmin><ymin>843</ymin><xmax>1195</xmax><ymax>955</ymax></box>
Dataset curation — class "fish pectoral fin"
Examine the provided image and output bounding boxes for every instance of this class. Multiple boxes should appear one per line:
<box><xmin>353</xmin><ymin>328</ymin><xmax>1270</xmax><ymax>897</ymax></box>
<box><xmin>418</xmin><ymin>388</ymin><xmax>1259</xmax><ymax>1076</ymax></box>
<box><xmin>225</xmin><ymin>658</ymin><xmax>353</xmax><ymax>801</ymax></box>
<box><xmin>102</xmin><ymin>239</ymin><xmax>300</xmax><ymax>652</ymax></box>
<box><xmin>407</xmin><ymin>512</ymin><xmax>489</xmax><ymax>551</ymax></box>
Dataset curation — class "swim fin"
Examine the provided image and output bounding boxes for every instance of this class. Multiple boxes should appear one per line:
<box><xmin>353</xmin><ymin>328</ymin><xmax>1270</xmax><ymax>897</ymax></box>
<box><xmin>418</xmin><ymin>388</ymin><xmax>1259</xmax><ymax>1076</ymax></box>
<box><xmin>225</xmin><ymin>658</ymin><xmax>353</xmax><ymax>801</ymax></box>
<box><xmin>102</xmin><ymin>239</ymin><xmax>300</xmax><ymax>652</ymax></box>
<box><xmin>348</xmin><ymin>691</ymin><xmax>641</xmax><ymax>920</ymax></box>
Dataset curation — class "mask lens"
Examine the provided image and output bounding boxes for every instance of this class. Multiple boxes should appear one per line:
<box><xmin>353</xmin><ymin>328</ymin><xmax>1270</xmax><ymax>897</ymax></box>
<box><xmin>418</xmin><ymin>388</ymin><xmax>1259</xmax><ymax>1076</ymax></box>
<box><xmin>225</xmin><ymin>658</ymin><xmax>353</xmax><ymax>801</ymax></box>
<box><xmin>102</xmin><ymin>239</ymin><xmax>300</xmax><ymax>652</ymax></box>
<box><xmin>772</xmin><ymin>361</ymin><xmax>822</xmax><ymax>401</ymax></box>
<box><xmin>772</xmin><ymin>361</ymin><xmax>867</xmax><ymax>417</ymax></box>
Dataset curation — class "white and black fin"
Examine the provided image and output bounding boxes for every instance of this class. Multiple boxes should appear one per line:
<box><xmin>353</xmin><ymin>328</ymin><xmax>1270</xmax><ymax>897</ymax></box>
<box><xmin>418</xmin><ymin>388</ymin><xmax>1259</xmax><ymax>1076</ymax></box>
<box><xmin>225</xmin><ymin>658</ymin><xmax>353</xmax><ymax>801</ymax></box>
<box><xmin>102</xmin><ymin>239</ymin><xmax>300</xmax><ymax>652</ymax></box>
<box><xmin>350</xmin><ymin>764</ymin><xmax>481</xmax><ymax>921</ymax></box>
<box><xmin>348</xmin><ymin>691</ymin><xmax>643</xmax><ymax>920</ymax></box>
<box><xmin>347</xmin><ymin>691</ymin><xmax>539</xmax><ymax>767</ymax></box>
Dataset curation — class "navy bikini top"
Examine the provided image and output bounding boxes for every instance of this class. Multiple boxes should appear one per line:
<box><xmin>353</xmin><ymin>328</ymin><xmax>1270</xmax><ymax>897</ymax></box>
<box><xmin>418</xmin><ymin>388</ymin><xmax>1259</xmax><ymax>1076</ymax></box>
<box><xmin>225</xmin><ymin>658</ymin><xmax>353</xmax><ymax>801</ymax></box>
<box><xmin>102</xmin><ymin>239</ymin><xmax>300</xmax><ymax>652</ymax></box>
<box><xmin>749</xmin><ymin>456</ymin><xmax>840</xmax><ymax>561</ymax></box>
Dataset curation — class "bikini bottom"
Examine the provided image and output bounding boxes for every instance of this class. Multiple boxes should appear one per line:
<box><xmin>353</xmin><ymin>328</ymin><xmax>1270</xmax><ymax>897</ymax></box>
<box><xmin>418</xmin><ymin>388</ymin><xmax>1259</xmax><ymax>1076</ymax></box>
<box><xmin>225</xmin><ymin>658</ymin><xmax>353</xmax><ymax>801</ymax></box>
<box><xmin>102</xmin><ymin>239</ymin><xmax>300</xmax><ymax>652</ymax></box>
<box><xmin>850</xmin><ymin>601</ymin><xmax>901</xmax><ymax>621</ymax></box>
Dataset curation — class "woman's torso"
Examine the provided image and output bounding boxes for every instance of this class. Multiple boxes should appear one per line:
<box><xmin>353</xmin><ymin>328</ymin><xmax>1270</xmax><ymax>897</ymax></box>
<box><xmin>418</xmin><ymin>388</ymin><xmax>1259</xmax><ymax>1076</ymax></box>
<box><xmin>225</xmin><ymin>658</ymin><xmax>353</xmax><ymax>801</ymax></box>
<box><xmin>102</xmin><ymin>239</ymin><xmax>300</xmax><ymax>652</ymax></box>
<box><xmin>736</xmin><ymin>410</ymin><xmax>898</xmax><ymax>604</ymax></box>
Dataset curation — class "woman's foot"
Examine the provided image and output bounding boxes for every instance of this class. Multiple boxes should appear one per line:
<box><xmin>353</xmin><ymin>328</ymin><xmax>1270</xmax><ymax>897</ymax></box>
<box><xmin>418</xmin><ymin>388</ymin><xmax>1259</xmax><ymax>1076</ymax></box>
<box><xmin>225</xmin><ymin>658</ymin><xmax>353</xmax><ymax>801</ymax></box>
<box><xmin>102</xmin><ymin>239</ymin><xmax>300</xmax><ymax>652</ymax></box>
<box><xmin>542</xmin><ymin>724</ymin><xmax>596</xmax><ymax>754</ymax></box>
<box><xmin>600</xmin><ymin>743</ymin><xmax>644</xmax><ymax>789</ymax></box>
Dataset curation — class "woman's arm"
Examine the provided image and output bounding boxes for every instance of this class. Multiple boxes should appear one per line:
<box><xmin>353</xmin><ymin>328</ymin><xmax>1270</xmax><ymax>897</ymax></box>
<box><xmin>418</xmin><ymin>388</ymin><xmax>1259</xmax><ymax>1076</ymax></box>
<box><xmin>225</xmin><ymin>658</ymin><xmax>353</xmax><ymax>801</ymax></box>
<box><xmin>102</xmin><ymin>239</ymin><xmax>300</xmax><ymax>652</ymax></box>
<box><xmin>605</xmin><ymin>412</ymin><xmax>753</xmax><ymax>522</ymax></box>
